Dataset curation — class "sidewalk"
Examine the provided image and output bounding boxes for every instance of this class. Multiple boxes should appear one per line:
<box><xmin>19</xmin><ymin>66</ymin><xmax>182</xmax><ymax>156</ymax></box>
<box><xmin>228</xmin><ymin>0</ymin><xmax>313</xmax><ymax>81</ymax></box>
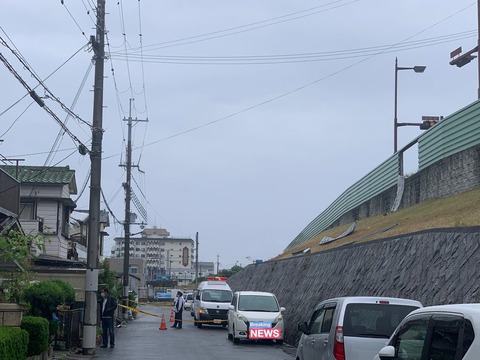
<box><xmin>53</xmin><ymin>304</ymin><xmax>171</xmax><ymax>360</ymax></box>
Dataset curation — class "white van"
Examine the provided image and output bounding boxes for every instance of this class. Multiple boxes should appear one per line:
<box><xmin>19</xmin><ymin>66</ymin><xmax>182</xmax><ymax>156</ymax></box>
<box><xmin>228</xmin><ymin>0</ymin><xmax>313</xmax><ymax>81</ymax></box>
<box><xmin>296</xmin><ymin>296</ymin><xmax>422</xmax><ymax>360</ymax></box>
<box><xmin>192</xmin><ymin>279</ymin><xmax>233</xmax><ymax>328</ymax></box>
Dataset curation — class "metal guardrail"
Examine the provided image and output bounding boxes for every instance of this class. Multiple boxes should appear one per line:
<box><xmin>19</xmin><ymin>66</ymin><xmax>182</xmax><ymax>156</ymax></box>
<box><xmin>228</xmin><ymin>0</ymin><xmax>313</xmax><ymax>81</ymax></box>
<box><xmin>285</xmin><ymin>100</ymin><xmax>480</xmax><ymax>251</ymax></box>
<box><xmin>419</xmin><ymin>100</ymin><xmax>480</xmax><ymax>169</ymax></box>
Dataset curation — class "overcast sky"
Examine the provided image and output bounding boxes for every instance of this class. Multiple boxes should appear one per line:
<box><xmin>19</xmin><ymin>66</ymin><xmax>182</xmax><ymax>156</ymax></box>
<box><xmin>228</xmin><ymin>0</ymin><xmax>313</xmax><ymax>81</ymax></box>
<box><xmin>1</xmin><ymin>1</ymin><xmax>478</xmax><ymax>269</ymax></box>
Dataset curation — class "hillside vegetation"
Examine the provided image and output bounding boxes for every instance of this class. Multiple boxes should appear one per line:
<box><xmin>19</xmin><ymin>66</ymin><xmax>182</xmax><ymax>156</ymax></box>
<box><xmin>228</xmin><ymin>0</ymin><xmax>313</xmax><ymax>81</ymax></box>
<box><xmin>273</xmin><ymin>186</ymin><xmax>480</xmax><ymax>261</ymax></box>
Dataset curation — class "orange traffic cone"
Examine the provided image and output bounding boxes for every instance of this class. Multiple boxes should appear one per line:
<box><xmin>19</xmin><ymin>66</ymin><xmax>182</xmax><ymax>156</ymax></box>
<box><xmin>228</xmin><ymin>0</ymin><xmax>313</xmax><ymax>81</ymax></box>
<box><xmin>159</xmin><ymin>314</ymin><xmax>167</xmax><ymax>330</ymax></box>
<box><xmin>169</xmin><ymin>309</ymin><xmax>175</xmax><ymax>323</ymax></box>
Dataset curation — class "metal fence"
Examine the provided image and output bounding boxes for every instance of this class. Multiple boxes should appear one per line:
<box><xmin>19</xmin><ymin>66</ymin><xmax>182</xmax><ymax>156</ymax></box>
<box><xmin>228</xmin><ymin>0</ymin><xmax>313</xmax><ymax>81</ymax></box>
<box><xmin>285</xmin><ymin>99</ymin><xmax>480</xmax><ymax>251</ymax></box>
<box><xmin>54</xmin><ymin>308</ymin><xmax>82</xmax><ymax>349</ymax></box>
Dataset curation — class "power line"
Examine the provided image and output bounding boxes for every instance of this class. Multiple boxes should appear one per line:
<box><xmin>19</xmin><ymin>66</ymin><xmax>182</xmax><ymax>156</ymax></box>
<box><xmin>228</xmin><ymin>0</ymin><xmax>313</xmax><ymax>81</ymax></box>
<box><xmin>110</xmin><ymin>30</ymin><xmax>476</xmax><ymax>65</ymax></box>
<box><xmin>0</xmin><ymin>49</ymin><xmax>89</xmax><ymax>154</ymax></box>
<box><xmin>0</xmin><ymin>36</ymin><xmax>92</xmax><ymax>128</ymax></box>
<box><xmin>121</xmin><ymin>0</ymin><xmax>359</xmax><ymax>52</ymax></box>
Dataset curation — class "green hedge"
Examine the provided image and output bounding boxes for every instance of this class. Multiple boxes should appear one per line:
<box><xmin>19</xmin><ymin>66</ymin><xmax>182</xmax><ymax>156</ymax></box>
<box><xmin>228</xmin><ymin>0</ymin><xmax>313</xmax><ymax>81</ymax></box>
<box><xmin>21</xmin><ymin>316</ymin><xmax>49</xmax><ymax>357</ymax></box>
<box><xmin>0</xmin><ymin>326</ymin><xmax>28</xmax><ymax>360</ymax></box>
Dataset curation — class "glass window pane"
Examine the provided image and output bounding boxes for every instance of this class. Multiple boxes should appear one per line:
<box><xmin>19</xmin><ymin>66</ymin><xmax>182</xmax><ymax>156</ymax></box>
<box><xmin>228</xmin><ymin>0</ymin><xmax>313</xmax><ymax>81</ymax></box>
<box><xmin>309</xmin><ymin>309</ymin><xmax>325</xmax><ymax>335</ymax></box>
<box><xmin>321</xmin><ymin>307</ymin><xmax>335</xmax><ymax>333</ymax></box>
<box><xmin>394</xmin><ymin>319</ymin><xmax>428</xmax><ymax>360</ymax></box>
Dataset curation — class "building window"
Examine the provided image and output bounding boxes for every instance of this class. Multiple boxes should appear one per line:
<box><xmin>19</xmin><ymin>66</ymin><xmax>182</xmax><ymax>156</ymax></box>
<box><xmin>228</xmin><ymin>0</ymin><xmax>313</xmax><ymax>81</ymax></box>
<box><xmin>62</xmin><ymin>204</ymin><xmax>70</xmax><ymax>237</ymax></box>
<box><xmin>19</xmin><ymin>202</ymin><xmax>35</xmax><ymax>220</ymax></box>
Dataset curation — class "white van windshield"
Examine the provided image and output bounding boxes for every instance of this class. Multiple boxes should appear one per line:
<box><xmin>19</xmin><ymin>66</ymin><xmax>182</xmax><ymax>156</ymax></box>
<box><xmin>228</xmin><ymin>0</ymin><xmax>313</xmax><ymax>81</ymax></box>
<box><xmin>238</xmin><ymin>295</ymin><xmax>279</xmax><ymax>312</ymax></box>
<box><xmin>343</xmin><ymin>303</ymin><xmax>419</xmax><ymax>338</ymax></box>
<box><xmin>201</xmin><ymin>289</ymin><xmax>232</xmax><ymax>303</ymax></box>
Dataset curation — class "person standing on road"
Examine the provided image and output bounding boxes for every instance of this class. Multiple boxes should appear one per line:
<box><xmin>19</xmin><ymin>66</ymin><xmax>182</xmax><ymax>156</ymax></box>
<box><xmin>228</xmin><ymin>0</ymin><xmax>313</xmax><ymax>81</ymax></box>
<box><xmin>172</xmin><ymin>291</ymin><xmax>184</xmax><ymax>329</ymax></box>
<box><xmin>100</xmin><ymin>288</ymin><xmax>117</xmax><ymax>348</ymax></box>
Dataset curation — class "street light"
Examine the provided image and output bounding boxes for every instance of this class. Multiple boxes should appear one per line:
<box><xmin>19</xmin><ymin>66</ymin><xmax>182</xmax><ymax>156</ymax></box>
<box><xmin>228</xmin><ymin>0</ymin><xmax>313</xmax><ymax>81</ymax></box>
<box><xmin>448</xmin><ymin>0</ymin><xmax>480</xmax><ymax>99</ymax></box>
<box><xmin>394</xmin><ymin>57</ymin><xmax>426</xmax><ymax>153</ymax></box>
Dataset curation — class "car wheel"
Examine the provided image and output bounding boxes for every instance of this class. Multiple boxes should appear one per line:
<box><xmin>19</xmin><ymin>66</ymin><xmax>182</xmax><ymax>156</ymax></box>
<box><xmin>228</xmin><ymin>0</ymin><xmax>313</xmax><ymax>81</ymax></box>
<box><xmin>232</xmin><ymin>326</ymin><xmax>240</xmax><ymax>344</ymax></box>
<box><xmin>197</xmin><ymin>321</ymin><xmax>203</xmax><ymax>329</ymax></box>
<box><xmin>193</xmin><ymin>316</ymin><xmax>198</xmax><ymax>327</ymax></box>
<box><xmin>228</xmin><ymin>332</ymin><xmax>233</xmax><ymax>341</ymax></box>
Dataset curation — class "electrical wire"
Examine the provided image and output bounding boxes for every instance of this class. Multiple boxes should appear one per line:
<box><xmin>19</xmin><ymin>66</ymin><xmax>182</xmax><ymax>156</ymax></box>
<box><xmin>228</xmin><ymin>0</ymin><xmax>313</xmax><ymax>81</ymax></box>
<box><xmin>110</xmin><ymin>30</ymin><xmax>476</xmax><ymax>65</ymax></box>
<box><xmin>121</xmin><ymin>0</ymin><xmax>359</xmax><ymax>52</ymax></box>
<box><xmin>105</xmin><ymin>2</ymin><xmax>476</xmax><ymax>159</ymax></box>
<box><xmin>0</xmin><ymin>36</ymin><xmax>92</xmax><ymax>128</ymax></box>
<box><xmin>0</xmin><ymin>101</ymin><xmax>35</xmax><ymax>138</ymax></box>
<box><xmin>101</xmin><ymin>188</ymin><xmax>123</xmax><ymax>225</ymax></box>
<box><xmin>44</xmin><ymin>62</ymin><xmax>94</xmax><ymax>166</ymax></box>
<box><xmin>61</xmin><ymin>0</ymin><xmax>90</xmax><ymax>41</ymax></box>
<box><xmin>0</xmin><ymin>50</ymin><xmax>89</xmax><ymax>152</ymax></box>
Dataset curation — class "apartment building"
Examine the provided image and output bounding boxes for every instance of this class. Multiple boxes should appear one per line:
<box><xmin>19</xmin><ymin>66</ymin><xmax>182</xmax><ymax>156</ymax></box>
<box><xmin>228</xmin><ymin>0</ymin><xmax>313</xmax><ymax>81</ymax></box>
<box><xmin>111</xmin><ymin>227</ymin><xmax>195</xmax><ymax>282</ymax></box>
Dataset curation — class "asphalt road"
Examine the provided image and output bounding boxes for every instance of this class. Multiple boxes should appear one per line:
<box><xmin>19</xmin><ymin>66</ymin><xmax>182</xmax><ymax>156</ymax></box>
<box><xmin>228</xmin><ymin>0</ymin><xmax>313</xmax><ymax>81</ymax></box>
<box><xmin>62</xmin><ymin>303</ymin><xmax>296</xmax><ymax>359</ymax></box>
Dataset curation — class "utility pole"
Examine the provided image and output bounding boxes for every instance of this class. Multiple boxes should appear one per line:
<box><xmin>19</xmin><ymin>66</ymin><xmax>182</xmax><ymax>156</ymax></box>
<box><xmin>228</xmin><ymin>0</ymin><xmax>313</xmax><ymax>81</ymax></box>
<box><xmin>216</xmin><ymin>254</ymin><xmax>220</xmax><ymax>275</ymax></box>
<box><xmin>195</xmin><ymin>232</ymin><xmax>199</xmax><ymax>286</ymax></box>
<box><xmin>83</xmin><ymin>0</ymin><xmax>105</xmax><ymax>355</ymax></box>
<box><xmin>120</xmin><ymin>99</ymin><xmax>147</xmax><ymax>320</ymax></box>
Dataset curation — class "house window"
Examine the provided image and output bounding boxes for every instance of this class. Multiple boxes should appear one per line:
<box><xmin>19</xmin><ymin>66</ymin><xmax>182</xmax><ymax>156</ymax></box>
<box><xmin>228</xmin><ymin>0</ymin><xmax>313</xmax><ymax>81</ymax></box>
<box><xmin>62</xmin><ymin>204</ymin><xmax>70</xmax><ymax>237</ymax></box>
<box><xmin>19</xmin><ymin>202</ymin><xmax>35</xmax><ymax>220</ymax></box>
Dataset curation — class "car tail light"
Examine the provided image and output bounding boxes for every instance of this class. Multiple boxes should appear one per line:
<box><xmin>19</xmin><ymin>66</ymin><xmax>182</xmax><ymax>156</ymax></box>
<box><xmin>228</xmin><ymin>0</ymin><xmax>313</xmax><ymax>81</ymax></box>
<box><xmin>333</xmin><ymin>326</ymin><xmax>345</xmax><ymax>360</ymax></box>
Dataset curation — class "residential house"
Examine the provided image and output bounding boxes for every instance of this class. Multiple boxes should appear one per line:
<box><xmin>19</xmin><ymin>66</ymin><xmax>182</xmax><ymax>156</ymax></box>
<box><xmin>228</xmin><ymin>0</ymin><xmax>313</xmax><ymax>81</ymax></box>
<box><xmin>108</xmin><ymin>257</ymin><xmax>147</xmax><ymax>294</ymax></box>
<box><xmin>0</xmin><ymin>165</ymin><xmax>77</xmax><ymax>259</ymax></box>
<box><xmin>69</xmin><ymin>209</ymin><xmax>110</xmax><ymax>261</ymax></box>
<box><xmin>0</xmin><ymin>168</ymin><xmax>22</xmax><ymax>234</ymax></box>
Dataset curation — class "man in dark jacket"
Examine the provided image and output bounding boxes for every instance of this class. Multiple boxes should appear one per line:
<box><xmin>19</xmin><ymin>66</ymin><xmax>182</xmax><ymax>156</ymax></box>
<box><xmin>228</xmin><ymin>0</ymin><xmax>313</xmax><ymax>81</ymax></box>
<box><xmin>99</xmin><ymin>288</ymin><xmax>117</xmax><ymax>348</ymax></box>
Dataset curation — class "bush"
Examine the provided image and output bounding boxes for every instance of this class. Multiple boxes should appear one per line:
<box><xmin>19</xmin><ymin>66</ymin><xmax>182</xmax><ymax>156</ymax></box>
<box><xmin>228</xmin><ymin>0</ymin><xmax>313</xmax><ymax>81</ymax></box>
<box><xmin>0</xmin><ymin>326</ymin><xmax>28</xmax><ymax>360</ymax></box>
<box><xmin>50</xmin><ymin>279</ymin><xmax>75</xmax><ymax>306</ymax></box>
<box><xmin>21</xmin><ymin>316</ymin><xmax>49</xmax><ymax>356</ymax></box>
<box><xmin>24</xmin><ymin>280</ymin><xmax>75</xmax><ymax>318</ymax></box>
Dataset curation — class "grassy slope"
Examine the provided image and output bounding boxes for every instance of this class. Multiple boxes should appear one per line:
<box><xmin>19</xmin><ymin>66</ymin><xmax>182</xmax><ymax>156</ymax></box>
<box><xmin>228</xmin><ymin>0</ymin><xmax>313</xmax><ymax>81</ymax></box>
<box><xmin>272</xmin><ymin>187</ymin><xmax>480</xmax><ymax>261</ymax></box>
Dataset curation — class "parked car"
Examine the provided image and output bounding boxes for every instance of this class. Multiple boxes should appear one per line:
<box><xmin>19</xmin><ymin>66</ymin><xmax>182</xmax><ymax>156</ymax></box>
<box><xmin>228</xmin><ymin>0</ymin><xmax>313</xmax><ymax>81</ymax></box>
<box><xmin>296</xmin><ymin>296</ymin><xmax>422</xmax><ymax>360</ymax></box>
<box><xmin>184</xmin><ymin>292</ymin><xmax>194</xmax><ymax>311</ymax></box>
<box><xmin>374</xmin><ymin>304</ymin><xmax>480</xmax><ymax>360</ymax></box>
<box><xmin>228</xmin><ymin>291</ymin><xmax>285</xmax><ymax>345</ymax></box>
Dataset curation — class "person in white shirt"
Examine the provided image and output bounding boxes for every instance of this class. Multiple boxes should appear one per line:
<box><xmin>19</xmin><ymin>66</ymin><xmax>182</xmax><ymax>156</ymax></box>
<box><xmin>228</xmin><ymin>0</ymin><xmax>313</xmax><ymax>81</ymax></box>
<box><xmin>172</xmin><ymin>291</ymin><xmax>184</xmax><ymax>329</ymax></box>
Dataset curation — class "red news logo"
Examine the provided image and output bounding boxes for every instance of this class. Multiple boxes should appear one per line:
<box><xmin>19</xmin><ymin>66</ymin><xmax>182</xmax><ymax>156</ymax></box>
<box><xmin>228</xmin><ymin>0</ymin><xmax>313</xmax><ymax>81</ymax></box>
<box><xmin>249</xmin><ymin>328</ymin><xmax>281</xmax><ymax>339</ymax></box>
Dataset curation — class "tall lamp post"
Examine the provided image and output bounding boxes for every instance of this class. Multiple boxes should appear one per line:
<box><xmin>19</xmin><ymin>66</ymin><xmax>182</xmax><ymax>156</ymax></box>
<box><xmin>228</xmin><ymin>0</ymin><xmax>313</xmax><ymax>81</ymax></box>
<box><xmin>394</xmin><ymin>58</ymin><xmax>426</xmax><ymax>153</ymax></box>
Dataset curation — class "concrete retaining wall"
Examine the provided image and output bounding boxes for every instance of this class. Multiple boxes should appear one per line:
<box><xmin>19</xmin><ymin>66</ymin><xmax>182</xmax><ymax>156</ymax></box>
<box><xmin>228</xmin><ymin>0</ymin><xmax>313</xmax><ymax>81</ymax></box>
<box><xmin>227</xmin><ymin>227</ymin><xmax>480</xmax><ymax>346</ymax></box>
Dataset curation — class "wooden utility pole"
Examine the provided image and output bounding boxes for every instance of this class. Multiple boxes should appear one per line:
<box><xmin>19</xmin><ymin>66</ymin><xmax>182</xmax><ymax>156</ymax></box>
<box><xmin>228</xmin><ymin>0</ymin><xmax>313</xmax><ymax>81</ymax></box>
<box><xmin>83</xmin><ymin>0</ymin><xmax>105</xmax><ymax>355</ymax></box>
<box><xmin>121</xmin><ymin>99</ymin><xmax>148</xmax><ymax>319</ymax></box>
<box><xmin>195</xmin><ymin>232</ymin><xmax>199</xmax><ymax>286</ymax></box>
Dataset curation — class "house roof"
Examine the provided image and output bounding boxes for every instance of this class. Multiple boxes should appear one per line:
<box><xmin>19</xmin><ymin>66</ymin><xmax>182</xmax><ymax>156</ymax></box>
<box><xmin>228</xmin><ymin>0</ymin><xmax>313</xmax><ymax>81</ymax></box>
<box><xmin>0</xmin><ymin>165</ymin><xmax>77</xmax><ymax>194</ymax></box>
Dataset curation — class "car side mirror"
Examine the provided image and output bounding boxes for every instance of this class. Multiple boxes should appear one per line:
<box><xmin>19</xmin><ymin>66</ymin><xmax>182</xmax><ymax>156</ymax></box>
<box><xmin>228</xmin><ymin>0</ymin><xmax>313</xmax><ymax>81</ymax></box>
<box><xmin>297</xmin><ymin>321</ymin><xmax>309</xmax><ymax>334</ymax></box>
<box><xmin>196</xmin><ymin>294</ymin><xmax>200</xmax><ymax>300</ymax></box>
<box><xmin>280</xmin><ymin>307</ymin><xmax>286</xmax><ymax>312</ymax></box>
<box><xmin>228</xmin><ymin>304</ymin><xmax>234</xmax><ymax>310</ymax></box>
<box><xmin>378</xmin><ymin>345</ymin><xmax>395</xmax><ymax>360</ymax></box>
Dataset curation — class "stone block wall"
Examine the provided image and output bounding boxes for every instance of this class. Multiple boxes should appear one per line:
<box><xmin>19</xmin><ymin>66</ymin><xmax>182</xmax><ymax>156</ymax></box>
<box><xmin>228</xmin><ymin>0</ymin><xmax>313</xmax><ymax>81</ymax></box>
<box><xmin>228</xmin><ymin>227</ymin><xmax>480</xmax><ymax>347</ymax></box>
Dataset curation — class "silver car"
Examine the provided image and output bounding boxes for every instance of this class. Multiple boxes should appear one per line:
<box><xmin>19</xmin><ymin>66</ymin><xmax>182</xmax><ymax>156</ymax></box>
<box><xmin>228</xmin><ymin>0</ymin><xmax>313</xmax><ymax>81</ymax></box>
<box><xmin>374</xmin><ymin>304</ymin><xmax>480</xmax><ymax>360</ymax></box>
<box><xmin>296</xmin><ymin>296</ymin><xmax>422</xmax><ymax>360</ymax></box>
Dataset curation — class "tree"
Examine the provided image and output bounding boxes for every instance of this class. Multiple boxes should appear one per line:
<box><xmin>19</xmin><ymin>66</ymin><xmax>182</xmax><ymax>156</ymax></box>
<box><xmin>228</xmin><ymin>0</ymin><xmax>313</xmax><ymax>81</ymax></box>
<box><xmin>218</xmin><ymin>265</ymin><xmax>243</xmax><ymax>278</ymax></box>
<box><xmin>98</xmin><ymin>259</ymin><xmax>121</xmax><ymax>297</ymax></box>
<box><xmin>0</xmin><ymin>231</ymin><xmax>44</xmax><ymax>303</ymax></box>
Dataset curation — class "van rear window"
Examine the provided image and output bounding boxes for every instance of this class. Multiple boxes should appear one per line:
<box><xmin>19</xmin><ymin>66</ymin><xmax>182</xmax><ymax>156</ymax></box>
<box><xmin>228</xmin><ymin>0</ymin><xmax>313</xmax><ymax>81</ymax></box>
<box><xmin>343</xmin><ymin>303</ymin><xmax>419</xmax><ymax>338</ymax></box>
